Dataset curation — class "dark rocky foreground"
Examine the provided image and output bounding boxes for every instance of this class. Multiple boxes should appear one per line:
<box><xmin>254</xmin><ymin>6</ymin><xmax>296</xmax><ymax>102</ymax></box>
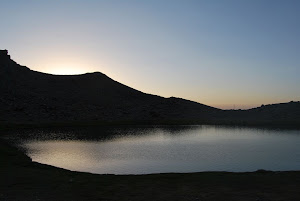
<box><xmin>1</xmin><ymin>50</ymin><xmax>300</xmax><ymax>127</ymax></box>
<box><xmin>1</xmin><ymin>139</ymin><xmax>300</xmax><ymax>201</ymax></box>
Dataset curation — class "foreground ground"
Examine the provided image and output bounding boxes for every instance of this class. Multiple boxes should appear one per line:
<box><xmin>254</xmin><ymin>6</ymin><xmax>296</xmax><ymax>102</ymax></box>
<box><xmin>1</xmin><ymin>139</ymin><xmax>300</xmax><ymax>201</ymax></box>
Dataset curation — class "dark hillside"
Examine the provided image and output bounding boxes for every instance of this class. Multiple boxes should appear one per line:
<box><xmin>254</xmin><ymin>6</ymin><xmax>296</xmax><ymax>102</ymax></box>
<box><xmin>0</xmin><ymin>50</ymin><xmax>219</xmax><ymax>124</ymax></box>
<box><xmin>1</xmin><ymin>50</ymin><xmax>299</xmax><ymax>126</ymax></box>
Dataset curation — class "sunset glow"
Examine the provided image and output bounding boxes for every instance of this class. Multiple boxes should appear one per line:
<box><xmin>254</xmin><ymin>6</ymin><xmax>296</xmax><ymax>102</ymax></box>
<box><xmin>1</xmin><ymin>0</ymin><xmax>299</xmax><ymax>109</ymax></box>
<box><xmin>43</xmin><ymin>64</ymin><xmax>89</xmax><ymax>75</ymax></box>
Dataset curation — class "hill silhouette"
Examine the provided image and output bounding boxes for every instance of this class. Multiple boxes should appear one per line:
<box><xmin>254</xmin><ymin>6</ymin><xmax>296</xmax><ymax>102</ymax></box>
<box><xmin>1</xmin><ymin>50</ymin><xmax>299</xmax><ymax>126</ymax></box>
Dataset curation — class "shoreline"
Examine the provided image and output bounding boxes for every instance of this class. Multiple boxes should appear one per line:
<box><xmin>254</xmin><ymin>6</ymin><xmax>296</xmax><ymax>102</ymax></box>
<box><xmin>1</xmin><ymin>138</ymin><xmax>300</xmax><ymax>200</ymax></box>
<box><xmin>1</xmin><ymin>120</ymin><xmax>300</xmax><ymax>131</ymax></box>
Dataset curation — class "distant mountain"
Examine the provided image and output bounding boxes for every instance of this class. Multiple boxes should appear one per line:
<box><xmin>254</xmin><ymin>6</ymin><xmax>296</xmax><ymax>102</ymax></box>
<box><xmin>0</xmin><ymin>50</ymin><xmax>299</xmax><ymax>126</ymax></box>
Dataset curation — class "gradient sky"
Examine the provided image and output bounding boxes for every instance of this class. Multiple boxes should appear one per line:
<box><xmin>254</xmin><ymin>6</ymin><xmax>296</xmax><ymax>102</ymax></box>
<box><xmin>1</xmin><ymin>0</ymin><xmax>299</xmax><ymax>109</ymax></box>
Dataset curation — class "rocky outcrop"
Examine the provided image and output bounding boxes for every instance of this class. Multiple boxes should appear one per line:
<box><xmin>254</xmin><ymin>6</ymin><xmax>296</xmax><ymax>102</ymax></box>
<box><xmin>0</xmin><ymin>49</ymin><xmax>9</xmax><ymax>59</ymax></box>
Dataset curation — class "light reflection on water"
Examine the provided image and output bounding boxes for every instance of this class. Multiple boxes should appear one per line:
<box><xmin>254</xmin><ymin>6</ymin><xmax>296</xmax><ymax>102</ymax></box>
<box><xmin>16</xmin><ymin>125</ymin><xmax>300</xmax><ymax>174</ymax></box>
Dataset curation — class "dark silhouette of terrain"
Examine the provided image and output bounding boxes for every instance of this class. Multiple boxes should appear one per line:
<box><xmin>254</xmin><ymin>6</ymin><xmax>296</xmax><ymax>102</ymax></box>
<box><xmin>1</xmin><ymin>50</ymin><xmax>300</xmax><ymax>126</ymax></box>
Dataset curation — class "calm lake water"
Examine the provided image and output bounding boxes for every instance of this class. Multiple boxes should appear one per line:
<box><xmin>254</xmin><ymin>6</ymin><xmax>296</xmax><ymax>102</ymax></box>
<box><xmin>9</xmin><ymin>125</ymin><xmax>300</xmax><ymax>174</ymax></box>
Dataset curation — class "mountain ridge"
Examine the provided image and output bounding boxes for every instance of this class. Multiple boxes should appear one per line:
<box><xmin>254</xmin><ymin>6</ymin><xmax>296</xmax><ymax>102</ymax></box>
<box><xmin>1</xmin><ymin>50</ymin><xmax>299</xmax><ymax>126</ymax></box>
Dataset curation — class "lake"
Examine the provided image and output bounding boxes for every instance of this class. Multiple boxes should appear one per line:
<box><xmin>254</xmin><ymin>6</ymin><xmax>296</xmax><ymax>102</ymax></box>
<box><xmin>7</xmin><ymin>125</ymin><xmax>300</xmax><ymax>174</ymax></box>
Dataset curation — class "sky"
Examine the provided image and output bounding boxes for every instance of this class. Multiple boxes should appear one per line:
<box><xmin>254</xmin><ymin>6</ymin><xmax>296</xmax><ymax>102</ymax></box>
<box><xmin>0</xmin><ymin>0</ymin><xmax>299</xmax><ymax>109</ymax></box>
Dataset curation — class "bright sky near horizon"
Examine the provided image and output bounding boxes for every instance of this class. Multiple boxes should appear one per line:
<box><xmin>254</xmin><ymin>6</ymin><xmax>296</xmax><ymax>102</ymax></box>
<box><xmin>1</xmin><ymin>0</ymin><xmax>299</xmax><ymax>109</ymax></box>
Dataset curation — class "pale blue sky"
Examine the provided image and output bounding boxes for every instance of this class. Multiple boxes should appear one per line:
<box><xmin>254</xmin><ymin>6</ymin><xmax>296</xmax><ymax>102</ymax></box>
<box><xmin>1</xmin><ymin>0</ymin><xmax>299</xmax><ymax>109</ymax></box>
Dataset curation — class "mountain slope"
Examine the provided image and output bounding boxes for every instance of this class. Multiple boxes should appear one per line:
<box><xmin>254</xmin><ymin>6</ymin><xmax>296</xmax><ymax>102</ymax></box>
<box><xmin>0</xmin><ymin>50</ymin><xmax>220</xmax><ymax>124</ymax></box>
<box><xmin>1</xmin><ymin>50</ymin><xmax>299</xmax><ymax>126</ymax></box>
